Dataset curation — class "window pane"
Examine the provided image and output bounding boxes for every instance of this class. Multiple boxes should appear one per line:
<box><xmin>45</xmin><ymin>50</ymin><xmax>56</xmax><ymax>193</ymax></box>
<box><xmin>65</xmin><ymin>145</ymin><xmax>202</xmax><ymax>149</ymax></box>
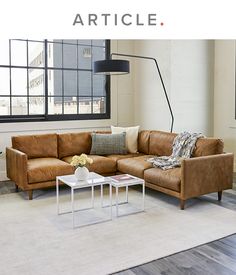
<box><xmin>11</xmin><ymin>40</ymin><xmax>27</xmax><ymax>66</ymax></box>
<box><xmin>92</xmin><ymin>40</ymin><xmax>105</xmax><ymax>47</ymax></box>
<box><xmin>78</xmin><ymin>40</ymin><xmax>91</xmax><ymax>46</ymax></box>
<box><xmin>11</xmin><ymin>68</ymin><xmax>27</xmax><ymax>95</ymax></box>
<box><xmin>48</xmin><ymin>97</ymin><xmax>62</xmax><ymax>114</ymax></box>
<box><xmin>28</xmin><ymin>41</ymin><xmax>44</xmax><ymax>67</ymax></box>
<box><xmin>92</xmin><ymin>46</ymin><xmax>106</xmax><ymax>62</ymax></box>
<box><xmin>79</xmin><ymin>71</ymin><xmax>91</xmax><ymax>96</ymax></box>
<box><xmin>79</xmin><ymin>97</ymin><xmax>92</xmax><ymax>114</ymax></box>
<box><xmin>93</xmin><ymin>97</ymin><xmax>106</xmax><ymax>113</ymax></box>
<box><xmin>64</xmin><ymin>70</ymin><xmax>77</xmax><ymax>96</ymax></box>
<box><xmin>48</xmin><ymin>42</ymin><xmax>62</xmax><ymax>68</ymax></box>
<box><xmin>0</xmin><ymin>68</ymin><xmax>10</xmax><ymax>95</ymax></box>
<box><xmin>63</xmin><ymin>43</ymin><xmax>77</xmax><ymax>68</ymax></box>
<box><xmin>93</xmin><ymin>74</ymin><xmax>106</xmax><ymax>96</ymax></box>
<box><xmin>12</xmin><ymin>97</ymin><xmax>27</xmax><ymax>115</ymax></box>
<box><xmin>64</xmin><ymin>97</ymin><xmax>77</xmax><ymax>114</ymax></box>
<box><xmin>78</xmin><ymin>45</ymin><xmax>92</xmax><ymax>69</ymax></box>
<box><xmin>0</xmin><ymin>97</ymin><xmax>10</xmax><ymax>115</ymax></box>
<box><xmin>63</xmin><ymin>39</ymin><xmax>77</xmax><ymax>45</ymax></box>
<box><xmin>0</xmin><ymin>40</ymin><xmax>10</xmax><ymax>65</ymax></box>
<box><xmin>29</xmin><ymin>97</ymin><xmax>44</xmax><ymax>114</ymax></box>
<box><xmin>29</xmin><ymin>69</ymin><xmax>44</xmax><ymax>95</ymax></box>
<box><xmin>48</xmin><ymin>69</ymin><xmax>62</xmax><ymax>96</ymax></box>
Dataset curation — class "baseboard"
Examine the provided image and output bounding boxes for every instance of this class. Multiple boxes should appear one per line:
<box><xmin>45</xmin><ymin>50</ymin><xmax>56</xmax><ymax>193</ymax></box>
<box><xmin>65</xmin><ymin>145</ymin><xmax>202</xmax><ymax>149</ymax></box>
<box><xmin>0</xmin><ymin>171</ymin><xmax>9</xmax><ymax>182</ymax></box>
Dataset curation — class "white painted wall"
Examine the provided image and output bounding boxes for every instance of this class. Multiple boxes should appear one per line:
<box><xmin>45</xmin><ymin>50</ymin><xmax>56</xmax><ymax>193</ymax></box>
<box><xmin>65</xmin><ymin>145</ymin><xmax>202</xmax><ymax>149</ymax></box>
<box><xmin>133</xmin><ymin>40</ymin><xmax>214</xmax><ymax>135</ymax></box>
<box><xmin>0</xmin><ymin>40</ymin><xmax>135</xmax><ymax>180</ymax></box>
<box><xmin>214</xmin><ymin>40</ymin><xmax>236</xmax><ymax>170</ymax></box>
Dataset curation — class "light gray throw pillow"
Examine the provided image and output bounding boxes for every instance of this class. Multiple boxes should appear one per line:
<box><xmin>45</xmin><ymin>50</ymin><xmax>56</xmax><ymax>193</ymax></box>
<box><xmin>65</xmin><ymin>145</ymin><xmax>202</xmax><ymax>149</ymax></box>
<box><xmin>90</xmin><ymin>133</ymin><xmax>127</xmax><ymax>155</ymax></box>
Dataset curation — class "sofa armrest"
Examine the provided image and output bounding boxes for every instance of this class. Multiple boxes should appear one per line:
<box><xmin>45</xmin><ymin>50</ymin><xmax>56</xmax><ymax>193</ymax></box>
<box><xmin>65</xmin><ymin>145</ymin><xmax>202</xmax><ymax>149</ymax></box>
<box><xmin>6</xmin><ymin>147</ymin><xmax>28</xmax><ymax>190</ymax></box>
<box><xmin>181</xmin><ymin>153</ymin><xmax>234</xmax><ymax>200</ymax></box>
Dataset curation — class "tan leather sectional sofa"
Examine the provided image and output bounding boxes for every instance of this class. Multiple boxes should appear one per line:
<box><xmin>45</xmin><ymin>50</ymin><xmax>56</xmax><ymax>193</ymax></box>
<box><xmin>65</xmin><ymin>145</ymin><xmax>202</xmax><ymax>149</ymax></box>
<box><xmin>6</xmin><ymin>130</ymin><xmax>234</xmax><ymax>209</ymax></box>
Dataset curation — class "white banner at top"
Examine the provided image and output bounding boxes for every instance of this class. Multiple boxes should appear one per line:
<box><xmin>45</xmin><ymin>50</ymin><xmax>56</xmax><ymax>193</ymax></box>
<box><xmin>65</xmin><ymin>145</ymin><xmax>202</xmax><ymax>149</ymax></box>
<box><xmin>0</xmin><ymin>0</ymin><xmax>235</xmax><ymax>39</ymax></box>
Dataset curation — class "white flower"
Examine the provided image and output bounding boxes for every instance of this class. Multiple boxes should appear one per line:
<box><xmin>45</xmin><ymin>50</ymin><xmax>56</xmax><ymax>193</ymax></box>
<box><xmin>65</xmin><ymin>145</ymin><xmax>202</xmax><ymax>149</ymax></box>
<box><xmin>71</xmin><ymin>154</ymin><xmax>93</xmax><ymax>167</ymax></box>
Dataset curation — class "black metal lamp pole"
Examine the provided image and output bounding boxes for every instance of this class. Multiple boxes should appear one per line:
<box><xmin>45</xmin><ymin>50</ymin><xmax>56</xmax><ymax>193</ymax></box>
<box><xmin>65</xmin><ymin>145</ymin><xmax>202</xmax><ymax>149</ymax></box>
<box><xmin>94</xmin><ymin>52</ymin><xmax>174</xmax><ymax>132</ymax></box>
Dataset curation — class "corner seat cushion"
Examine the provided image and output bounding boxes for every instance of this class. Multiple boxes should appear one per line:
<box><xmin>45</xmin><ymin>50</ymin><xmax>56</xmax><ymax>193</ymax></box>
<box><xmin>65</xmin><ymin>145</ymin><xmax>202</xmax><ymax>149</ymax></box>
<box><xmin>106</xmin><ymin>153</ymin><xmax>143</xmax><ymax>162</ymax></box>
<box><xmin>144</xmin><ymin>167</ymin><xmax>181</xmax><ymax>192</ymax></box>
<box><xmin>27</xmin><ymin>158</ymin><xmax>74</xmax><ymax>184</ymax></box>
<box><xmin>117</xmin><ymin>155</ymin><xmax>154</xmax><ymax>179</ymax></box>
<box><xmin>62</xmin><ymin>155</ymin><xmax>116</xmax><ymax>175</ymax></box>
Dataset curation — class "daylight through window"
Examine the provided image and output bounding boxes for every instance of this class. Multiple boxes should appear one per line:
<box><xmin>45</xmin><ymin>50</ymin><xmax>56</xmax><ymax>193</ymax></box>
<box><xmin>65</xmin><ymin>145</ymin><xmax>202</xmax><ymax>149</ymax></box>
<box><xmin>0</xmin><ymin>39</ymin><xmax>110</xmax><ymax>122</ymax></box>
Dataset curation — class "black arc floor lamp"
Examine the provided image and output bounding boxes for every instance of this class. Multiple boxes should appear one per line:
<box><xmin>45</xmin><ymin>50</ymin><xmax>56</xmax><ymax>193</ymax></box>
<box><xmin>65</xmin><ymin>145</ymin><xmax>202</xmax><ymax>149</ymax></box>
<box><xmin>93</xmin><ymin>53</ymin><xmax>174</xmax><ymax>133</ymax></box>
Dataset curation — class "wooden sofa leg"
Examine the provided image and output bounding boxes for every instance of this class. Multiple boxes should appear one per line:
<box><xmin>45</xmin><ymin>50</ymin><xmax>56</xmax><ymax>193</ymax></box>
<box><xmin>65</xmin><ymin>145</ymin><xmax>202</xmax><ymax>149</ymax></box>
<box><xmin>15</xmin><ymin>184</ymin><xmax>19</xmax><ymax>192</ymax></box>
<box><xmin>218</xmin><ymin>191</ymin><xmax>222</xmax><ymax>201</ymax></box>
<box><xmin>28</xmin><ymin>190</ymin><xmax>33</xmax><ymax>200</ymax></box>
<box><xmin>180</xmin><ymin>199</ymin><xmax>185</xmax><ymax>210</ymax></box>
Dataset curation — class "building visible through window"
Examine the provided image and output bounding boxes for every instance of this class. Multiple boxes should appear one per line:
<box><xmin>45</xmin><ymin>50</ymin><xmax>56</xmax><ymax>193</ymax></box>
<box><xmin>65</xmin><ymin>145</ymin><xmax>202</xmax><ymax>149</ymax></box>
<box><xmin>0</xmin><ymin>39</ymin><xmax>110</xmax><ymax>122</ymax></box>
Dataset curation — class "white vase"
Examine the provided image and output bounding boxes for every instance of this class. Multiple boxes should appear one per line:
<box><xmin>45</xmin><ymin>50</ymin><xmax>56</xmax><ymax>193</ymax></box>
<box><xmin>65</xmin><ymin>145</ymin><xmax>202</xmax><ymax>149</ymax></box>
<box><xmin>74</xmin><ymin>166</ymin><xmax>89</xmax><ymax>181</ymax></box>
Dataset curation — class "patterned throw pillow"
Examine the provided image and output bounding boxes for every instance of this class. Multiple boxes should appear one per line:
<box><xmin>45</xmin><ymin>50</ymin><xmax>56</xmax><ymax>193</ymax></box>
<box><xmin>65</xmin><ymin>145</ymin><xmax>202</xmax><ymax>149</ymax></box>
<box><xmin>90</xmin><ymin>132</ymin><xmax>127</xmax><ymax>155</ymax></box>
<box><xmin>111</xmin><ymin>125</ymin><xmax>140</xmax><ymax>153</ymax></box>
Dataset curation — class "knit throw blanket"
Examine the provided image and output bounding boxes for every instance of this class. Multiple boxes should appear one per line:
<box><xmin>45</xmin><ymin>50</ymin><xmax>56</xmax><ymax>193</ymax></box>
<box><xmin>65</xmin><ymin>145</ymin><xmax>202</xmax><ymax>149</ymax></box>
<box><xmin>147</xmin><ymin>132</ymin><xmax>204</xmax><ymax>170</ymax></box>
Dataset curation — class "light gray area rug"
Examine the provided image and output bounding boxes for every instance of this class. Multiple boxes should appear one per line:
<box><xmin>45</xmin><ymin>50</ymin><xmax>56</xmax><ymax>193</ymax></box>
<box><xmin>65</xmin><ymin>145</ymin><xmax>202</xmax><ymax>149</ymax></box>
<box><xmin>1</xmin><ymin>188</ymin><xmax>236</xmax><ymax>275</ymax></box>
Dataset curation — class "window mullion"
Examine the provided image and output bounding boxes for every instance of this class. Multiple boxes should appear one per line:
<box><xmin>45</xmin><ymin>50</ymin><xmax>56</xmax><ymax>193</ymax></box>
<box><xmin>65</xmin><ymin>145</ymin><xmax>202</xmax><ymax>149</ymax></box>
<box><xmin>44</xmin><ymin>39</ymin><xmax>48</xmax><ymax>118</ymax></box>
<box><xmin>9</xmin><ymin>39</ymin><xmax>12</xmax><ymax>116</ymax></box>
<box><xmin>62</xmin><ymin>41</ymin><xmax>64</xmax><ymax>115</ymax></box>
<box><xmin>26</xmin><ymin>40</ymin><xmax>29</xmax><ymax>115</ymax></box>
<box><xmin>77</xmin><ymin>40</ymin><xmax>79</xmax><ymax>114</ymax></box>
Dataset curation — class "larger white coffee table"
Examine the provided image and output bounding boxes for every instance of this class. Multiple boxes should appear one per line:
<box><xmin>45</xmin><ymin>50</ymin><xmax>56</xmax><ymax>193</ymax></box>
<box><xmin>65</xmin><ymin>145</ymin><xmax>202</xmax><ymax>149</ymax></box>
<box><xmin>56</xmin><ymin>172</ymin><xmax>112</xmax><ymax>228</ymax></box>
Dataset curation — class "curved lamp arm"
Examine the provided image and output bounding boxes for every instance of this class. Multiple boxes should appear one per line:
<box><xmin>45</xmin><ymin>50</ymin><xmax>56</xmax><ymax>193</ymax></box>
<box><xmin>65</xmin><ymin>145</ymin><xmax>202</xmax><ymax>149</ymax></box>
<box><xmin>111</xmin><ymin>53</ymin><xmax>174</xmax><ymax>133</ymax></box>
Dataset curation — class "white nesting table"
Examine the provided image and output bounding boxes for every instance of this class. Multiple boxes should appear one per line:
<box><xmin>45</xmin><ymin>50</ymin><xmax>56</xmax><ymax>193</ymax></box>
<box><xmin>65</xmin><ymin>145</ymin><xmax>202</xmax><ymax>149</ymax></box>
<box><xmin>109</xmin><ymin>174</ymin><xmax>145</xmax><ymax>217</ymax></box>
<box><xmin>56</xmin><ymin>172</ymin><xmax>112</xmax><ymax>228</ymax></box>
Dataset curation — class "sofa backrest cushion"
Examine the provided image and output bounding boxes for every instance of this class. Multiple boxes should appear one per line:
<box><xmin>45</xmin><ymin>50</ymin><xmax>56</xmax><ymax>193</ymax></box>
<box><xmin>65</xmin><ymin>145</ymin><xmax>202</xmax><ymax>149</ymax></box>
<box><xmin>138</xmin><ymin>130</ymin><xmax>151</xmax><ymax>154</ymax></box>
<box><xmin>12</xmin><ymin>133</ymin><xmax>58</xmax><ymax>159</ymax></box>
<box><xmin>149</xmin><ymin>130</ymin><xmax>224</xmax><ymax>157</ymax></box>
<box><xmin>58</xmin><ymin>132</ymin><xmax>91</xmax><ymax>159</ymax></box>
<box><xmin>192</xmin><ymin>138</ymin><xmax>223</xmax><ymax>157</ymax></box>
<box><xmin>149</xmin><ymin>131</ymin><xmax>177</xmax><ymax>156</ymax></box>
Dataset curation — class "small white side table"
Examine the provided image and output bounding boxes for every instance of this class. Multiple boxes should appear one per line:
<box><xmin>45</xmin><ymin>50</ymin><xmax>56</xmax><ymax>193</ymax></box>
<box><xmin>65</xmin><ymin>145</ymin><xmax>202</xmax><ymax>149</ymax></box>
<box><xmin>109</xmin><ymin>174</ymin><xmax>145</xmax><ymax>217</ymax></box>
<box><xmin>56</xmin><ymin>172</ymin><xmax>112</xmax><ymax>228</ymax></box>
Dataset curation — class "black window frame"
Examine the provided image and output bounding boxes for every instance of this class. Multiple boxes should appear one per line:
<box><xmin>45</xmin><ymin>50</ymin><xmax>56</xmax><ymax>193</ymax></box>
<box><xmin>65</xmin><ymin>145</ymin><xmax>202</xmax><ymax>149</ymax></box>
<box><xmin>0</xmin><ymin>39</ymin><xmax>110</xmax><ymax>123</ymax></box>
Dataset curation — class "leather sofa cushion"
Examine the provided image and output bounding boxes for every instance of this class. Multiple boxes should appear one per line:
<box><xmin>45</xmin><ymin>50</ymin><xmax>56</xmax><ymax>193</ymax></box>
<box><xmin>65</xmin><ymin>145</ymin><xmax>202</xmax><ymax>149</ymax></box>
<box><xmin>149</xmin><ymin>130</ymin><xmax>223</xmax><ymax>158</ymax></box>
<box><xmin>192</xmin><ymin>138</ymin><xmax>223</xmax><ymax>157</ymax></box>
<box><xmin>149</xmin><ymin>131</ymin><xmax>177</xmax><ymax>156</ymax></box>
<box><xmin>138</xmin><ymin>131</ymin><xmax>151</xmax><ymax>154</ymax></box>
<box><xmin>12</xmin><ymin>134</ymin><xmax>58</xmax><ymax>159</ymax></box>
<box><xmin>27</xmin><ymin>158</ymin><xmax>74</xmax><ymax>184</ymax></box>
<box><xmin>144</xmin><ymin>167</ymin><xmax>181</xmax><ymax>192</ymax></box>
<box><xmin>58</xmin><ymin>132</ymin><xmax>92</xmax><ymax>159</ymax></box>
<box><xmin>106</xmin><ymin>153</ymin><xmax>143</xmax><ymax>162</ymax></box>
<box><xmin>117</xmin><ymin>155</ymin><xmax>154</xmax><ymax>179</ymax></box>
<box><xmin>62</xmin><ymin>155</ymin><xmax>116</xmax><ymax>175</ymax></box>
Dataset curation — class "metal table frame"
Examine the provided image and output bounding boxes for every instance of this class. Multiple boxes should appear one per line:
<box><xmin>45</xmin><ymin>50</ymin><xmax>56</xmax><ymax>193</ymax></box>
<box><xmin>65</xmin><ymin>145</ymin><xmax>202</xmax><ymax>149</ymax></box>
<box><xmin>56</xmin><ymin>173</ymin><xmax>112</xmax><ymax>228</ymax></box>
<box><xmin>109</xmin><ymin>176</ymin><xmax>145</xmax><ymax>217</ymax></box>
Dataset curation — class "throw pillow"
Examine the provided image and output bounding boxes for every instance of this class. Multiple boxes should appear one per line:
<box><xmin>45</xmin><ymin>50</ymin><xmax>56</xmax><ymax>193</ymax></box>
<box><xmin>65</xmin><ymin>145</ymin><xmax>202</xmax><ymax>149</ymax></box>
<box><xmin>111</xmin><ymin>125</ymin><xmax>140</xmax><ymax>153</ymax></box>
<box><xmin>90</xmin><ymin>132</ymin><xmax>127</xmax><ymax>155</ymax></box>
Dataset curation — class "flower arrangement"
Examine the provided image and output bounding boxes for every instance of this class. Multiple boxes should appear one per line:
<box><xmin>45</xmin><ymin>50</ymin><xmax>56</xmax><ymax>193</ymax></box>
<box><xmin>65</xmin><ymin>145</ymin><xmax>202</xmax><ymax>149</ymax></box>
<box><xmin>70</xmin><ymin>153</ymin><xmax>93</xmax><ymax>168</ymax></box>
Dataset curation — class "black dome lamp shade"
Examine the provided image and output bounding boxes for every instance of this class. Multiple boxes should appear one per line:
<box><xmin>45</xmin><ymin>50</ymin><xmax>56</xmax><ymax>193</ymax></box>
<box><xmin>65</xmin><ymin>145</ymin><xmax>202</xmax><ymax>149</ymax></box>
<box><xmin>93</xmin><ymin>59</ymin><xmax>130</xmax><ymax>75</ymax></box>
<box><xmin>93</xmin><ymin>52</ymin><xmax>174</xmax><ymax>133</ymax></box>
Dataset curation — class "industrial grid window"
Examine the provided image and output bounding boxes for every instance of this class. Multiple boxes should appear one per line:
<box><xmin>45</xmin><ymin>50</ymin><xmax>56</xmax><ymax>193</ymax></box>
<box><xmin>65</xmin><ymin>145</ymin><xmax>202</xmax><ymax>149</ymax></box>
<box><xmin>0</xmin><ymin>39</ymin><xmax>110</xmax><ymax>122</ymax></box>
